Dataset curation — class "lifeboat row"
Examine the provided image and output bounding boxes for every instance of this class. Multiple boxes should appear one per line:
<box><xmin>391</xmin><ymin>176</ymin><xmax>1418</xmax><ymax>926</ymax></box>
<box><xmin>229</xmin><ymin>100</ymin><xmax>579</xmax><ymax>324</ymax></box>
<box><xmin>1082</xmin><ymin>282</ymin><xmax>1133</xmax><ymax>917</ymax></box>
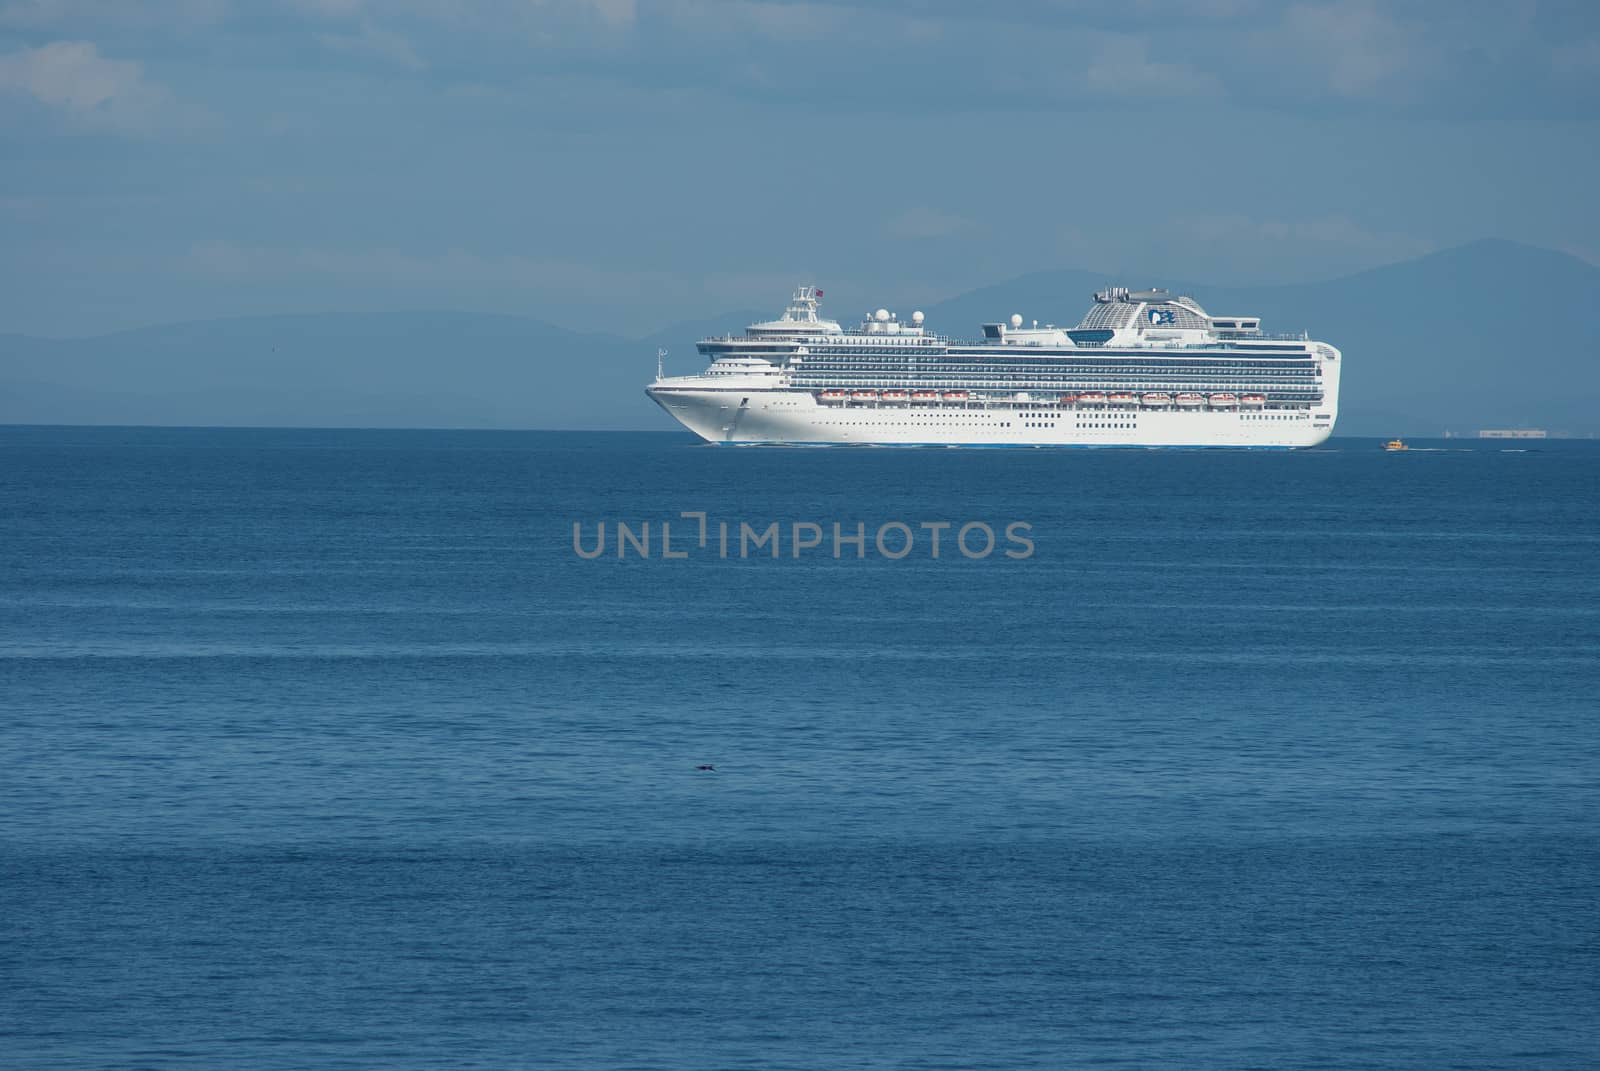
<box><xmin>1062</xmin><ymin>391</ymin><xmax>1266</xmax><ymax>409</ymax></box>
<box><xmin>819</xmin><ymin>390</ymin><xmax>1268</xmax><ymax>408</ymax></box>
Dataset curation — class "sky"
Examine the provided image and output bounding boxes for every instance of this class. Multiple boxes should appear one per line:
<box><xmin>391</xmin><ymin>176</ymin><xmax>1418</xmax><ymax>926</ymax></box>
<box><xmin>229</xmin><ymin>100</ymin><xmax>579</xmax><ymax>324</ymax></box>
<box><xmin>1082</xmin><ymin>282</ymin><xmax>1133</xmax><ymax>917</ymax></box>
<box><xmin>2</xmin><ymin>0</ymin><xmax>1598</xmax><ymax>338</ymax></box>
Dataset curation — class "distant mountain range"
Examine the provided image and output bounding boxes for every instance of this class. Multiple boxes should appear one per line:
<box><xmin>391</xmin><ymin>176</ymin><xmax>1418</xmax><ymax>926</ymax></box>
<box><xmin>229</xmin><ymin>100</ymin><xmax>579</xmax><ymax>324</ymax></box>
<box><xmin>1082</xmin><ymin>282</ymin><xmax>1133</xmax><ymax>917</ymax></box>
<box><xmin>3</xmin><ymin>239</ymin><xmax>1595</xmax><ymax>436</ymax></box>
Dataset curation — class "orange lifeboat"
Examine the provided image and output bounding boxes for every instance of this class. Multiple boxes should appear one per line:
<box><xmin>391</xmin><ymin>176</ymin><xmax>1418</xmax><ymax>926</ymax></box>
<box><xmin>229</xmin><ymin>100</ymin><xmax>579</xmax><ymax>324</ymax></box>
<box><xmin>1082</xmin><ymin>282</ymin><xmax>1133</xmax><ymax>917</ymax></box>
<box><xmin>910</xmin><ymin>391</ymin><xmax>939</xmax><ymax>402</ymax></box>
<box><xmin>1058</xmin><ymin>393</ymin><xmax>1080</xmax><ymax>406</ymax></box>
<box><xmin>819</xmin><ymin>389</ymin><xmax>848</xmax><ymax>402</ymax></box>
<box><xmin>1079</xmin><ymin>391</ymin><xmax>1107</xmax><ymax>406</ymax></box>
<box><xmin>943</xmin><ymin>391</ymin><xmax>969</xmax><ymax>402</ymax></box>
<box><xmin>1175</xmin><ymin>392</ymin><xmax>1204</xmax><ymax>408</ymax></box>
<box><xmin>1209</xmin><ymin>393</ymin><xmax>1238</xmax><ymax>409</ymax></box>
<box><xmin>1141</xmin><ymin>392</ymin><xmax>1171</xmax><ymax>407</ymax></box>
<box><xmin>881</xmin><ymin>390</ymin><xmax>909</xmax><ymax>402</ymax></box>
<box><xmin>1108</xmin><ymin>392</ymin><xmax>1136</xmax><ymax>406</ymax></box>
<box><xmin>851</xmin><ymin>390</ymin><xmax>879</xmax><ymax>401</ymax></box>
<box><xmin>1240</xmin><ymin>393</ymin><xmax>1266</xmax><ymax>407</ymax></box>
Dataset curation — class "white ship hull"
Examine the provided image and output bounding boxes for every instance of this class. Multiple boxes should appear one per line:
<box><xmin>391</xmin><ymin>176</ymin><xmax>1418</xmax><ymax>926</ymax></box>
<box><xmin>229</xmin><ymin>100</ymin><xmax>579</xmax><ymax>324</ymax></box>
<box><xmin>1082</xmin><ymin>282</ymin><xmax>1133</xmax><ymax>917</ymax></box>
<box><xmin>650</xmin><ymin>385</ymin><xmax>1337</xmax><ymax>448</ymax></box>
<box><xmin>646</xmin><ymin>285</ymin><xmax>1341</xmax><ymax>448</ymax></box>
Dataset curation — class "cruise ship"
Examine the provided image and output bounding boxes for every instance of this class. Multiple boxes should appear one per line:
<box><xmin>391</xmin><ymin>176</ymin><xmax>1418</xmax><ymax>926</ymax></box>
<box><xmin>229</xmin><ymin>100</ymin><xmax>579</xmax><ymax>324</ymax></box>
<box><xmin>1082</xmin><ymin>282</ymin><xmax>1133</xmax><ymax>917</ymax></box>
<box><xmin>646</xmin><ymin>286</ymin><xmax>1340</xmax><ymax>447</ymax></box>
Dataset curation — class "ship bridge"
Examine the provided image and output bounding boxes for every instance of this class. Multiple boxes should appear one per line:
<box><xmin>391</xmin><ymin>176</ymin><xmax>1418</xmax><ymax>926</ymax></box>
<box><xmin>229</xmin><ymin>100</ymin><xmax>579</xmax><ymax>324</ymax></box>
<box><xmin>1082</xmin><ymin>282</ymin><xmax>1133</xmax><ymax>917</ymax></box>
<box><xmin>699</xmin><ymin>286</ymin><xmax>948</xmax><ymax>364</ymax></box>
<box><xmin>744</xmin><ymin>286</ymin><xmax>845</xmax><ymax>338</ymax></box>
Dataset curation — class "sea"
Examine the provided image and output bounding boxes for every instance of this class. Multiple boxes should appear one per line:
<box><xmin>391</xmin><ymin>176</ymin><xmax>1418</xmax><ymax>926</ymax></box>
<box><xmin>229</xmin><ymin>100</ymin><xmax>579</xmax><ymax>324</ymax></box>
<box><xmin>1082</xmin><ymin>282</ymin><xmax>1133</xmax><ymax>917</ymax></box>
<box><xmin>2</xmin><ymin>425</ymin><xmax>1597</xmax><ymax>1070</ymax></box>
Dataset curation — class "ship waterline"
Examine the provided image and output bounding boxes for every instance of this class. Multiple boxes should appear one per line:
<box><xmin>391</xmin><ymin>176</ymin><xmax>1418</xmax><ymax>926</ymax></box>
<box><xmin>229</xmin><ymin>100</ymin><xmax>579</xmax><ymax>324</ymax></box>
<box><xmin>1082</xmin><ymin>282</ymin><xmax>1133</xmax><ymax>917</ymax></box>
<box><xmin>648</xmin><ymin>286</ymin><xmax>1340</xmax><ymax>447</ymax></box>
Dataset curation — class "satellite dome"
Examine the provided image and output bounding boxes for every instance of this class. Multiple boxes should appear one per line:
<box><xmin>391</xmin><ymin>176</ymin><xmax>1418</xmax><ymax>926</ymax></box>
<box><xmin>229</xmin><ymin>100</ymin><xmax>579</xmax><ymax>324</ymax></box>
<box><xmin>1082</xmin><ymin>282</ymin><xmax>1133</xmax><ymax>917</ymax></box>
<box><xmin>911</xmin><ymin>310</ymin><xmax>924</xmax><ymax>324</ymax></box>
<box><xmin>875</xmin><ymin>308</ymin><xmax>890</xmax><ymax>322</ymax></box>
<box><xmin>1010</xmin><ymin>313</ymin><xmax>1023</xmax><ymax>328</ymax></box>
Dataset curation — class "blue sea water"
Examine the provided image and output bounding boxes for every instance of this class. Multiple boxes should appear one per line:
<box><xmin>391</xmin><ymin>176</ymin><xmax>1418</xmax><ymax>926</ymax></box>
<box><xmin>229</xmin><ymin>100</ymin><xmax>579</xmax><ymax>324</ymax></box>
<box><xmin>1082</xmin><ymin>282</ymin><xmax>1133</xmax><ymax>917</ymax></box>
<box><xmin>1</xmin><ymin>426</ymin><xmax>1597</xmax><ymax>1069</ymax></box>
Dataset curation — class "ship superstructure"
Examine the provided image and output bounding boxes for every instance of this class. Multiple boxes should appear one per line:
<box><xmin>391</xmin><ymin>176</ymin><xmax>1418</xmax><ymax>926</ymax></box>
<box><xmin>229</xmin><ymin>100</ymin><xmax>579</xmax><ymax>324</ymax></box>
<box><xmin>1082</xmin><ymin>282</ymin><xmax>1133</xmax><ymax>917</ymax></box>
<box><xmin>646</xmin><ymin>286</ymin><xmax>1340</xmax><ymax>447</ymax></box>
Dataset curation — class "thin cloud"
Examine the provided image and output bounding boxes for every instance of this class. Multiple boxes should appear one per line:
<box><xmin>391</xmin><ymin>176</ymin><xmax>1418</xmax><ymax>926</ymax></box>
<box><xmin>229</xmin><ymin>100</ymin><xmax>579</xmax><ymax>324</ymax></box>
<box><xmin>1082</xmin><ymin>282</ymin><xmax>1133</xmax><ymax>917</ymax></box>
<box><xmin>1083</xmin><ymin>35</ymin><xmax>1223</xmax><ymax>98</ymax></box>
<box><xmin>9</xmin><ymin>1</ymin><xmax>1590</xmax><ymax>119</ymax></box>
<box><xmin>1552</xmin><ymin>38</ymin><xmax>1600</xmax><ymax>79</ymax></box>
<box><xmin>1261</xmin><ymin>1</ymin><xmax>1424</xmax><ymax>98</ymax></box>
<box><xmin>182</xmin><ymin>239</ymin><xmax>713</xmax><ymax>306</ymax></box>
<box><xmin>882</xmin><ymin>206</ymin><xmax>981</xmax><ymax>240</ymax></box>
<box><xmin>665</xmin><ymin>1</ymin><xmax>844</xmax><ymax>41</ymax></box>
<box><xmin>1183</xmin><ymin>213</ymin><xmax>1435</xmax><ymax>260</ymax></box>
<box><xmin>0</xmin><ymin>0</ymin><xmax>227</xmax><ymax>30</ymax></box>
<box><xmin>0</xmin><ymin>40</ymin><xmax>196</xmax><ymax>134</ymax></box>
<box><xmin>316</xmin><ymin>19</ymin><xmax>425</xmax><ymax>69</ymax></box>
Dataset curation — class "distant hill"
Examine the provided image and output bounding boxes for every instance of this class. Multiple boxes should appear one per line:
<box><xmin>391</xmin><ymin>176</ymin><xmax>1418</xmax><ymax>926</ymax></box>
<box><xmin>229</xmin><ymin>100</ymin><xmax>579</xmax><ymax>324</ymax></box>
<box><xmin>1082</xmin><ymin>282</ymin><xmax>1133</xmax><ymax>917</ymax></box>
<box><xmin>922</xmin><ymin>240</ymin><xmax>1600</xmax><ymax>437</ymax></box>
<box><xmin>640</xmin><ymin>310</ymin><xmax>768</xmax><ymax>360</ymax></box>
<box><xmin>0</xmin><ymin>311</ymin><xmax>658</xmax><ymax>430</ymax></box>
<box><xmin>2</xmin><ymin>241</ymin><xmax>1596</xmax><ymax>435</ymax></box>
<box><xmin>1207</xmin><ymin>241</ymin><xmax>1600</xmax><ymax>436</ymax></box>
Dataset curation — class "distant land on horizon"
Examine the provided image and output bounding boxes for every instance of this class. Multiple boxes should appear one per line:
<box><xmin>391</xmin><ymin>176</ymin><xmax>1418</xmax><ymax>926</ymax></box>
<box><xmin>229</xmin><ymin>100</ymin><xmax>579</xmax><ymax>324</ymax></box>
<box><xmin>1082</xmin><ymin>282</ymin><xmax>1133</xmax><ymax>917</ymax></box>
<box><xmin>3</xmin><ymin>238</ymin><xmax>1596</xmax><ymax>439</ymax></box>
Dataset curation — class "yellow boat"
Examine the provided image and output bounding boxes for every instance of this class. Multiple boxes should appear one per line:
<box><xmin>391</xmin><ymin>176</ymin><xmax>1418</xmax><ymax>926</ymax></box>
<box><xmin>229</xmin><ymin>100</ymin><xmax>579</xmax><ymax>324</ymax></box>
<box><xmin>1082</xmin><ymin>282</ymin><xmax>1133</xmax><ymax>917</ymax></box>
<box><xmin>1383</xmin><ymin>439</ymin><xmax>1408</xmax><ymax>451</ymax></box>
